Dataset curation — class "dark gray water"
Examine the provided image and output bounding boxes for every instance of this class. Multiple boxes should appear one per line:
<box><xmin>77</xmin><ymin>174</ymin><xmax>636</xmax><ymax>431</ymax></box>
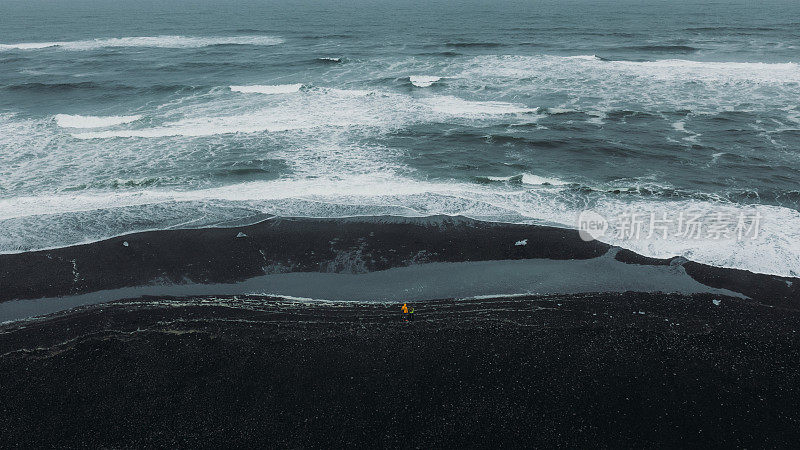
<box><xmin>1</xmin><ymin>0</ymin><xmax>799</xmax><ymax>275</ymax></box>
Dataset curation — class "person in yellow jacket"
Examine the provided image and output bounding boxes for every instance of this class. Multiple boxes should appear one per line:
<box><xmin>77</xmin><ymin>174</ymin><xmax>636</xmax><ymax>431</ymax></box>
<box><xmin>401</xmin><ymin>303</ymin><xmax>408</xmax><ymax>321</ymax></box>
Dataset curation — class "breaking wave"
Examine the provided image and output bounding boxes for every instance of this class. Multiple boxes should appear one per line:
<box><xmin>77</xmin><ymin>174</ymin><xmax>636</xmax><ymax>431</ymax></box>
<box><xmin>230</xmin><ymin>84</ymin><xmax>303</xmax><ymax>94</ymax></box>
<box><xmin>0</xmin><ymin>35</ymin><xmax>284</xmax><ymax>51</ymax></box>
<box><xmin>2</xmin><ymin>176</ymin><xmax>800</xmax><ymax>278</ymax></box>
<box><xmin>475</xmin><ymin>174</ymin><xmax>568</xmax><ymax>186</ymax></box>
<box><xmin>55</xmin><ymin>114</ymin><xmax>142</xmax><ymax>128</ymax></box>
<box><xmin>410</xmin><ymin>76</ymin><xmax>442</xmax><ymax>87</ymax></box>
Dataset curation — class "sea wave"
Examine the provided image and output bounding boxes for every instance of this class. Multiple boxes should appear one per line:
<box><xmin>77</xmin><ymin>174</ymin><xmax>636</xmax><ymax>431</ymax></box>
<box><xmin>461</xmin><ymin>55</ymin><xmax>800</xmax><ymax>83</ymax></box>
<box><xmin>447</xmin><ymin>54</ymin><xmax>800</xmax><ymax>115</ymax></box>
<box><xmin>0</xmin><ymin>35</ymin><xmax>284</xmax><ymax>51</ymax></box>
<box><xmin>55</xmin><ymin>114</ymin><xmax>142</xmax><ymax>128</ymax></box>
<box><xmin>66</xmin><ymin>87</ymin><xmax>547</xmax><ymax>140</ymax></box>
<box><xmin>415</xmin><ymin>51</ymin><xmax>462</xmax><ymax>57</ymax></box>
<box><xmin>69</xmin><ymin>87</ymin><xmax>394</xmax><ymax>139</ymax></box>
<box><xmin>444</xmin><ymin>42</ymin><xmax>503</xmax><ymax>48</ymax></box>
<box><xmin>7</xmin><ymin>81</ymin><xmax>210</xmax><ymax>94</ymax></box>
<box><xmin>421</xmin><ymin>96</ymin><xmax>538</xmax><ymax>116</ymax></box>
<box><xmin>230</xmin><ymin>84</ymin><xmax>303</xmax><ymax>94</ymax></box>
<box><xmin>2</xmin><ymin>176</ymin><xmax>799</xmax><ymax>277</ymax></box>
<box><xmin>475</xmin><ymin>174</ymin><xmax>568</xmax><ymax>186</ymax></box>
<box><xmin>409</xmin><ymin>76</ymin><xmax>442</xmax><ymax>87</ymax></box>
<box><xmin>612</xmin><ymin>58</ymin><xmax>800</xmax><ymax>75</ymax></box>
<box><xmin>5</xmin><ymin>82</ymin><xmax>108</xmax><ymax>91</ymax></box>
<box><xmin>685</xmin><ymin>26</ymin><xmax>777</xmax><ymax>33</ymax></box>
<box><xmin>610</xmin><ymin>45</ymin><xmax>700</xmax><ymax>53</ymax></box>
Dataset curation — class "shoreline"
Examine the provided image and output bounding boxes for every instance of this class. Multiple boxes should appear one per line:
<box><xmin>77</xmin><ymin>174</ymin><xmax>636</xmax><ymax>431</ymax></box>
<box><xmin>1</xmin><ymin>215</ymin><xmax>797</xmax><ymax>323</ymax></box>
<box><xmin>1</xmin><ymin>215</ymin><xmax>797</xmax><ymax>318</ymax></box>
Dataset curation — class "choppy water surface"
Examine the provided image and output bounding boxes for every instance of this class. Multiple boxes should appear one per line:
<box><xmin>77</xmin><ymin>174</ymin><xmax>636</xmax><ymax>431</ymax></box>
<box><xmin>1</xmin><ymin>0</ymin><xmax>799</xmax><ymax>275</ymax></box>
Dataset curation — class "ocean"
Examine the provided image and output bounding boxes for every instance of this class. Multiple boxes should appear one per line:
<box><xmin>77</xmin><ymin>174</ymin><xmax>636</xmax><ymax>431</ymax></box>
<box><xmin>1</xmin><ymin>0</ymin><xmax>799</xmax><ymax>276</ymax></box>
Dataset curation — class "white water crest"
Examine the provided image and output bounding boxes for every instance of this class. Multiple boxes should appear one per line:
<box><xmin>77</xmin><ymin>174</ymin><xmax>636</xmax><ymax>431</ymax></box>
<box><xmin>0</xmin><ymin>35</ymin><xmax>284</xmax><ymax>51</ymax></box>
<box><xmin>410</xmin><ymin>75</ymin><xmax>441</xmax><ymax>87</ymax></box>
<box><xmin>55</xmin><ymin>114</ymin><xmax>142</xmax><ymax>128</ymax></box>
<box><xmin>449</xmin><ymin>55</ymin><xmax>800</xmax><ymax>114</ymax></box>
<box><xmin>230</xmin><ymin>84</ymin><xmax>303</xmax><ymax>94</ymax></box>
<box><xmin>421</xmin><ymin>96</ymin><xmax>538</xmax><ymax>116</ymax></box>
<box><xmin>484</xmin><ymin>174</ymin><xmax>568</xmax><ymax>186</ymax></box>
<box><xmin>2</xmin><ymin>173</ymin><xmax>800</xmax><ymax>278</ymax></box>
<box><xmin>64</xmin><ymin>85</ymin><xmax>548</xmax><ymax>140</ymax></box>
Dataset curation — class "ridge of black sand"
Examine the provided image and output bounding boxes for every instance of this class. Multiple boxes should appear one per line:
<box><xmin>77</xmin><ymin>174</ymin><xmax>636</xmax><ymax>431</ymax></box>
<box><xmin>614</xmin><ymin>249</ymin><xmax>800</xmax><ymax>307</ymax></box>
<box><xmin>1</xmin><ymin>215</ymin><xmax>798</xmax><ymax>307</ymax></box>
<box><xmin>2</xmin><ymin>293</ymin><xmax>799</xmax><ymax>448</ymax></box>
<box><xmin>1</xmin><ymin>215</ymin><xmax>607</xmax><ymax>301</ymax></box>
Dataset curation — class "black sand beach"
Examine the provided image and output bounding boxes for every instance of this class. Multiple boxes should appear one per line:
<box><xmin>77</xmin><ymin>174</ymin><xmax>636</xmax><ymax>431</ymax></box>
<box><xmin>5</xmin><ymin>0</ymin><xmax>800</xmax><ymax>446</ymax></box>
<box><xmin>0</xmin><ymin>216</ymin><xmax>609</xmax><ymax>301</ymax></box>
<box><xmin>1</xmin><ymin>216</ymin><xmax>797</xmax><ymax>316</ymax></box>
<box><xmin>2</xmin><ymin>216</ymin><xmax>799</xmax><ymax>447</ymax></box>
<box><xmin>2</xmin><ymin>293</ymin><xmax>800</xmax><ymax>448</ymax></box>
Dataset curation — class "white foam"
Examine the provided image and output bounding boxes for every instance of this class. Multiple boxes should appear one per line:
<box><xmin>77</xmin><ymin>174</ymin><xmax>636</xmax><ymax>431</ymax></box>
<box><xmin>566</xmin><ymin>55</ymin><xmax>603</xmax><ymax>61</ymax></box>
<box><xmin>451</xmin><ymin>55</ymin><xmax>800</xmax><ymax>116</ymax></box>
<box><xmin>70</xmin><ymin>116</ymin><xmax>309</xmax><ymax>139</ymax></box>
<box><xmin>476</xmin><ymin>55</ymin><xmax>800</xmax><ymax>83</ymax></box>
<box><xmin>588</xmin><ymin>199</ymin><xmax>800</xmax><ymax>278</ymax></box>
<box><xmin>0</xmin><ymin>42</ymin><xmax>59</xmax><ymax>50</ymax></box>
<box><xmin>484</xmin><ymin>174</ymin><xmax>567</xmax><ymax>186</ymax></box>
<box><xmin>230</xmin><ymin>84</ymin><xmax>303</xmax><ymax>94</ymax></box>
<box><xmin>520</xmin><ymin>174</ymin><xmax>568</xmax><ymax>186</ymax></box>
<box><xmin>410</xmin><ymin>76</ymin><xmax>442</xmax><ymax>87</ymax></box>
<box><xmin>69</xmin><ymin>87</ymin><xmax>410</xmax><ymax>139</ymax></box>
<box><xmin>0</xmin><ymin>35</ymin><xmax>284</xmax><ymax>51</ymax></box>
<box><xmin>3</xmin><ymin>174</ymin><xmax>800</xmax><ymax>278</ymax></box>
<box><xmin>613</xmin><ymin>59</ymin><xmax>800</xmax><ymax>83</ymax></box>
<box><xmin>69</xmin><ymin>88</ymin><xmax>545</xmax><ymax>140</ymax></box>
<box><xmin>422</xmin><ymin>96</ymin><xmax>537</xmax><ymax>116</ymax></box>
<box><xmin>586</xmin><ymin>110</ymin><xmax>607</xmax><ymax>125</ymax></box>
<box><xmin>55</xmin><ymin>114</ymin><xmax>142</xmax><ymax>128</ymax></box>
<box><xmin>544</xmin><ymin>108</ymin><xmax>577</xmax><ymax>115</ymax></box>
<box><xmin>316</xmin><ymin>87</ymin><xmax>374</xmax><ymax>97</ymax></box>
<box><xmin>671</xmin><ymin>119</ymin><xmax>702</xmax><ymax>143</ymax></box>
